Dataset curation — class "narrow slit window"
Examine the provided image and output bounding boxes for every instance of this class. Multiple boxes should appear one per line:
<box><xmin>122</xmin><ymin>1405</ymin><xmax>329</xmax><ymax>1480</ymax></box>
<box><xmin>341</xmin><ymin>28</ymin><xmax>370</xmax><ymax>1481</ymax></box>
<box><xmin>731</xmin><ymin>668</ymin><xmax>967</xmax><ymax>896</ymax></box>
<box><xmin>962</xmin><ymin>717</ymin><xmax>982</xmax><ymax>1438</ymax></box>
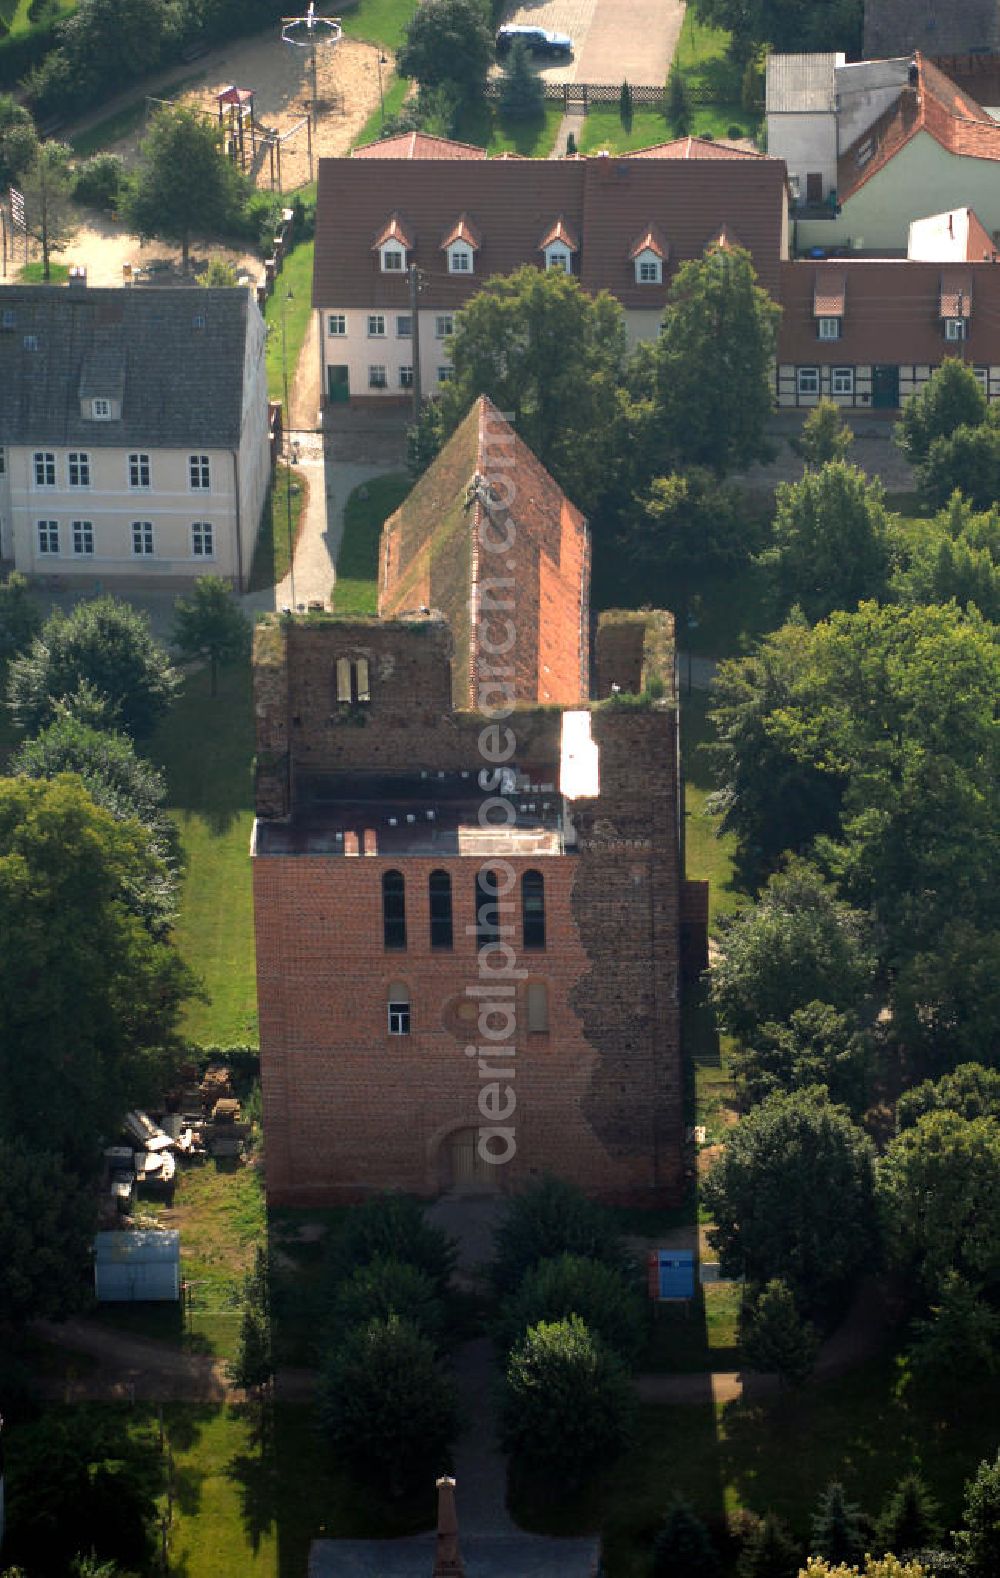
<box><xmin>475</xmin><ymin>870</ymin><xmax>503</xmax><ymax>948</ymax></box>
<box><xmin>526</xmin><ymin>981</ymin><xmax>549</xmax><ymax>1033</ymax></box>
<box><xmin>383</xmin><ymin>870</ymin><xmax>406</xmax><ymax>950</ymax></box>
<box><xmin>335</xmin><ymin>657</ymin><xmax>352</xmax><ymax>703</ymax></box>
<box><xmin>429</xmin><ymin>870</ymin><xmax>453</xmax><ymax>950</ymax></box>
<box><xmin>522</xmin><ymin>870</ymin><xmax>546</xmax><ymax>950</ymax></box>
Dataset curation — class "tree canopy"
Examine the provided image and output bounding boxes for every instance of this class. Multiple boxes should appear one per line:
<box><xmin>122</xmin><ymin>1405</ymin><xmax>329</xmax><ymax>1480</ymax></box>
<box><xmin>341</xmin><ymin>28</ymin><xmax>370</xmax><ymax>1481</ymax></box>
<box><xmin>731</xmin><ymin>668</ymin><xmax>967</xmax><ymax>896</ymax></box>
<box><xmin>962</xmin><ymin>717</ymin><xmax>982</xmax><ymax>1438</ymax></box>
<box><xmin>20</xmin><ymin>140</ymin><xmax>77</xmax><ymax>282</ymax></box>
<box><xmin>171</xmin><ymin>575</ymin><xmax>251</xmax><ymax>696</ymax></box>
<box><xmin>439</xmin><ymin>265</ymin><xmax>627</xmax><ymax>515</ymax></box>
<box><xmin>878</xmin><ymin>1111</ymin><xmax>1000</xmax><ymax>1296</ymax></box>
<box><xmin>124</xmin><ymin>105</ymin><xmax>246</xmax><ymax>270</ymax></box>
<box><xmin>0</xmin><ymin>95</ymin><xmax>39</xmax><ymax>189</ymax></box>
<box><xmin>763</xmin><ymin>461</ymin><xmax>892</xmax><ymax>621</ymax></box>
<box><xmin>895</xmin><ymin>359</ymin><xmax>987</xmax><ymax>465</ymax></box>
<box><xmin>702</xmin><ymin>1086</ymin><xmax>878</xmax><ymax>1311</ymax></box>
<box><xmin>8</xmin><ymin>595</ymin><xmax>178</xmax><ymax>740</ymax></box>
<box><xmin>639</xmin><ymin>243</ymin><xmax>781</xmax><ymax>477</ymax></box>
<box><xmin>0</xmin><ymin>776</ymin><xmax>193</xmax><ymax>1170</ymax></box>
<box><xmin>397</xmin><ymin>0</ymin><xmax>495</xmax><ymax>103</ymax></box>
<box><xmin>690</xmin><ymin>0</ymin><xmax>863</xmax><ymax>56</ymax></box>
<box><xmin>0</xmin><ymin>1136</ymin><xmax>96</xmax><ymax>1327</ymax></box>
<box><xmin>0</xmin><ymin>572</ymin><xmax>42</xmax><ymax>667</ymax></box>
<box><xmin>710</xmin><ymin>860</ymin><xmax>876</xmax><ymax>1045</ymax></box>
<box><xmin>499</xmin><ymin>37</ymin><xmax>545</xmax><ymax>120</ymax></box>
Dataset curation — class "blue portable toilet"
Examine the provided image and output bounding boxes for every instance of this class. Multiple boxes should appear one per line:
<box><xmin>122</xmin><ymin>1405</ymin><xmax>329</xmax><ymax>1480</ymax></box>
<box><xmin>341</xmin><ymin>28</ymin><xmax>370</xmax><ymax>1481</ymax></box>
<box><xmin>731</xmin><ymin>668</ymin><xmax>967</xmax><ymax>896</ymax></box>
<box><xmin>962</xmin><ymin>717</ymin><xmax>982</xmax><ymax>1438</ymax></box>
<box><xmin>647</xmin><ymin>1248</ymin><xmax>696</xmax><ymax>1302</ymax></box>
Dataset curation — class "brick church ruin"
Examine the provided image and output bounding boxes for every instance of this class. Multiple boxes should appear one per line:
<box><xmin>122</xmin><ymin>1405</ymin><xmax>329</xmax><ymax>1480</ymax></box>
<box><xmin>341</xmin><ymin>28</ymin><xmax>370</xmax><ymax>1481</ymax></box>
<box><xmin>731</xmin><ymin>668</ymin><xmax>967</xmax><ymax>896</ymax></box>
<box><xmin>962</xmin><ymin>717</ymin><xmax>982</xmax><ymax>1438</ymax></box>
<box><xmin>252</xmin><ymin>397</ymin><xmax>704</xmax><ymax>1205</ymax></box>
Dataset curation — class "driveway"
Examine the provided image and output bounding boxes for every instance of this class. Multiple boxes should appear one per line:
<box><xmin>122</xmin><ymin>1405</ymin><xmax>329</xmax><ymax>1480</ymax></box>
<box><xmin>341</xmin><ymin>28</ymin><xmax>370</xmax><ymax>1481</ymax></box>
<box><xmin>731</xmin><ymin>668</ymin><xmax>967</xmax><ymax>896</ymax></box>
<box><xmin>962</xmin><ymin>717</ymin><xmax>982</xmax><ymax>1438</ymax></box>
<box><xmin>499</xmin><ymin>0</ymin><xmax>685</xmax><ymax>86</ymax></box>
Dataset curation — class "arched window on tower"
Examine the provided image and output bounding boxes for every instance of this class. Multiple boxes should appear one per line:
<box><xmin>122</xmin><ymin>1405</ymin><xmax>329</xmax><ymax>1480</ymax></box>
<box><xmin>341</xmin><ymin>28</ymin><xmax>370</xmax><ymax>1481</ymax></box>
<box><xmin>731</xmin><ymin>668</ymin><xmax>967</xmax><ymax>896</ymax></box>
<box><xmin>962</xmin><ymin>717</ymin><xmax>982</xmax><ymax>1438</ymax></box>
<box><xmin>429</xmin><ymin>869</ymin><xmax>453</xmax><ymax>950</ymax></box>
<box><xmin>522</xmin><ymin>870</ymin><xmax>546</xmax><ymax>950</ymax></box>
<box><xmin>383</xmin><ymin>870</ymin><xmax>406</xmax><ymax>949</ymax></box>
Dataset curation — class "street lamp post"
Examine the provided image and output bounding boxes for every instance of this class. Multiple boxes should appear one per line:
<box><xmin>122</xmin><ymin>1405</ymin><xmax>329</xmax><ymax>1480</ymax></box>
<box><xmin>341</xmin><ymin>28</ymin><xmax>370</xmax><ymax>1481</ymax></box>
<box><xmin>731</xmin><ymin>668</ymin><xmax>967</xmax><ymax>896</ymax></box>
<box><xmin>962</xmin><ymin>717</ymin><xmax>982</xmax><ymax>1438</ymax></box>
<box><xmin>378</xmin><ymin>51</ymin><xmax>387</xmax><ymax>123</ymax></box>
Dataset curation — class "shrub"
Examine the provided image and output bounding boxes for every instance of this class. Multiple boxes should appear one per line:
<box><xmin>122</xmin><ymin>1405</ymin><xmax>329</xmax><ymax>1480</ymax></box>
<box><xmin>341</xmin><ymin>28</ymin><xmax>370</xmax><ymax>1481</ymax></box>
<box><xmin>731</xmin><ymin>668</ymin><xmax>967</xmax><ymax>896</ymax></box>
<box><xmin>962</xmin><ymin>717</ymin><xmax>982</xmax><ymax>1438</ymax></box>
<box><xmin>739</xmin><ymin>1277</ymin><xmax>820</xmax><ymax>1387</ymax></box>
<box><xmin>652</xmin><ymin>1499</ymin><xmax>721</xmax><ymax>1576</ymax></box>
<box><xmin>495</xmin><ymin>1252</ymin><xmax>646</xmax><ymax>1364</ymax></box>
<box><xmin>318</xmin><ymin>1316</ymin><xmax>458</xmax><ymax>1497</ymax></box>
<box><xmin>72</xmin><ymin>152</ymin><xmax>124</xmax><ymax>213</ymax></box>
<box><xmin>491</xmin><ymin>1174</ymin><xmax>632</xmax><ymax>1294</ymax></box>
<box><xmin>665</xmin><ymin>66</ymin><xmax>691</xmax><ymax>133</ymax></box>
<box><xmin>498</xmin><ymin>1315</ymin><xmax>636</xmax><ymax>1487</ymax></box>
<box><xmin>728</xmin><ymin>123</ymin><xmax>744</xmax><ymax>138</ymax></box>
<box><xmin>0</xmin><ymin>571</ymin><xmax>42</xmax><ymax>666</ymax></box>
<box><xmin>331</xmin><ymin>1255</ymin><xmax>447</xmax><ymax>1348</ymax></box>
<box><xmin>324</xmin><ymin>1192</ymin><xmax>456</xmax><ymax>1293</ymax></box>
<box><xmin>566</xmin><ymin>130</ymin><xmax>577</xmax><ymax>154</ymax></box>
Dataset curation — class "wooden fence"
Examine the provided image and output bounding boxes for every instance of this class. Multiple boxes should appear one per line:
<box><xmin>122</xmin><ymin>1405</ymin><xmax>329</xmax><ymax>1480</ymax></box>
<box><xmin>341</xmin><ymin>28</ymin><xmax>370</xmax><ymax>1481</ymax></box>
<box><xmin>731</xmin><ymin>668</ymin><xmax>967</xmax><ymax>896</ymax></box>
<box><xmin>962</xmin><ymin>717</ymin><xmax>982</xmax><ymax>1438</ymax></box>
<box><xmin>484</xmin><ymin>79</ymin><xmax>723</xmax><ymax>108</ymax></box>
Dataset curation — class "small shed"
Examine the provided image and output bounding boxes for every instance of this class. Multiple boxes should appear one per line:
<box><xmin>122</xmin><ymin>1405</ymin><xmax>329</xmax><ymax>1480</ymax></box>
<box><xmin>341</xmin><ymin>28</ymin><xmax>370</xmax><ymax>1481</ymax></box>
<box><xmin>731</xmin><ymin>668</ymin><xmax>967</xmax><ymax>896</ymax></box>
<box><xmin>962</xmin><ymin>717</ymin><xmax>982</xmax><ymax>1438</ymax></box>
<box><xmin>94</xmin><ymin>1230</ymin><xmax>181</xmax><ymax>1303</ymax></box>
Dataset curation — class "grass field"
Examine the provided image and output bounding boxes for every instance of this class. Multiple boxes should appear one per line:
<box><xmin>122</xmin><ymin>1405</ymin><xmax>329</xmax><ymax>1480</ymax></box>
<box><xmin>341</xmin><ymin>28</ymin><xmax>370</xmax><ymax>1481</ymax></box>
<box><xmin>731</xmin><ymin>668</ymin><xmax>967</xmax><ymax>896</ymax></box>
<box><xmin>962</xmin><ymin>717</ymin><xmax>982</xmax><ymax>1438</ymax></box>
<box><xmin>249</xmin><ymin>463</ymin><xmax>307</xmax><ymax>591</ymax></box>
<box><xmin>333</xmin><ymin>472</ymin><xmax>410</xmax><ymax>612</ymax></box>
<box><xmin>455</xmin><ymin>99</ymin><xmax>564</xmax><ymax>157</ymax></box>
<box><xmin>352</xmin><ymin>72</ymin><xmax>410</xmax><ymax>149</ymax></box>
<box><xmin>18</xmin><ymin>260</ymin><xmax>70</xmax><ymax>283</ymax></box>
<box><xmin>149</xmin><ymin>662</ymin><xmax>258</xmax><ymax>1047</ymax></box>
<box><xmin>341</xmin><ymin>0</ymin><xmax>417</xmax><ymax>49</ymax></box>
<box><xmin>263</xmin><ymin>241</ymin><xmax>315</xmax><ymax>412</ymax></box>
<box><xmin>578</xmin><ymin>107</ymin><xmax>673</xmax><ymax>155</ymax></box>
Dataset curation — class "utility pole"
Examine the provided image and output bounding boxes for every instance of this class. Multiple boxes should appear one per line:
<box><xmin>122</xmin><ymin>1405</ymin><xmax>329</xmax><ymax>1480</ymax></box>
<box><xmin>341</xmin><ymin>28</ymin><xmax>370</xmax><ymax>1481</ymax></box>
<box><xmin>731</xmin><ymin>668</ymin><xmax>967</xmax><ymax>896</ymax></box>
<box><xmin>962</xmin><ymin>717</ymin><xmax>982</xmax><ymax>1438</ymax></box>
<box><xmin>409</xmin><ymin>263</ymin><xmax>422</xmax><ymax>422</ymax></box>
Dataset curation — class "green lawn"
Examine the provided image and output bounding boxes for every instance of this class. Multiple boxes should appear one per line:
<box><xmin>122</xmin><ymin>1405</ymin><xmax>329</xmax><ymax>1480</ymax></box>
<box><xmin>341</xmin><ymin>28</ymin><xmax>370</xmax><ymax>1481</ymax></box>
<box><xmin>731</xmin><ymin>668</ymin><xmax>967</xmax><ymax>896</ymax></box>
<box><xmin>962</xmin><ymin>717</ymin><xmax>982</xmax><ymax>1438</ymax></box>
<box><xmin>672</xmin><ymin>8</ymin><xmax>761</xmax><ymax>142</ymax></box>
<box><xmin>682</xmin><ymin>688</ymin><xmax>743</xmax><ymax>926</ymax></box>
<box><xmin>249</xmin><ymin>462</ymin><xmax>307</xmax><ymax>591</ymax></box>
<box><xmin>333</xmin><ymin>472</ymin><xmax>410</xmax><ymax>612</ymax></box>
<box><xmin>4</xmin><ymin>0</ymin><xmax>74</xmax><ymax>32</ymax></box>
<box><xmin>341</xmin><ymin>0</ymin><xmax>417</xmax><ymax>49</ymax></box>
<box><xmin>455</xmin><ymin>99</ymin><xmax>564</xmax><ymax>157</ymax></box>
<box><xmin>149</xmin><ymin>662</ymin><xmax>258</xmax><ymax>1047</ymax></box>
<box><xmin>17</xmin><ymin>260</ymin><xmax>70</xmax><ymax>283</ymax></box>
<box><xmin>352</xmin><ymin>72</ymin><xmax>410</xmax><ymax>149</ymax></box>
<box><xmin>643</xmin><ymin>1282</ymin><xmax>742</xmax><ymax>1374</ymax></box>
<box><xmin>578</xmin><ymin>107</ymin><xmax>673</xmax><ymax>155</ymax></box>
<box><xmin>263</xmin><ymin>240</ymin><xmax>315</xmax><ymax>413</ymax></box>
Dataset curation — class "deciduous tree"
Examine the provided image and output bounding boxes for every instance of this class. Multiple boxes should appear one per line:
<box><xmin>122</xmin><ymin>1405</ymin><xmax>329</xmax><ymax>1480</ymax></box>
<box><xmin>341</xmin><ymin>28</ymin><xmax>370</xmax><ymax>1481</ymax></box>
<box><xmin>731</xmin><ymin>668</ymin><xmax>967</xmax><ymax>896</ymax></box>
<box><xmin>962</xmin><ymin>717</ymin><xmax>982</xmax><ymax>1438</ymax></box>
<box><xmin>710</xmin><ymin>860</ymin><xmax>876</xmax><ymax>1045</ymax></box>
<box><xmin>20</xmin><ymin>140</ymin><xmax>77</xmax><ymax>281</ymax></box>
<box><xmin>0</xmin><ymin>572</ymin><xmax>42</xmax><ymax>667</ymax></box>
<box><xmin>125</xmin><ymin>106</ymin><xmax>246</xmax><ymax>272</ymax></box>
<box><xmin>896</xmin><ymin>1063</ymin><xmax>1000</xmax><ymax>1131</ymax></box>
<box><xmin>330</xmin><ymin>1256</ymin><xmax>447</xmax><ymax>1349</ymax></box>
<box><xmin>0</xmin><ymin>1137</ymin><xmax>96</xmax><ymax>1327</ymax></box>
<box><xmin>498</xmin><ymin>1316</ymin><xmax>636</xmax><ymax>1487</ymax></box>
<box><xmin>0</xmin><ymin>95</ymin><xmax>39</xmax><ymax>189</ymax></box>
<box><xmin>397</xmin><ymin>0</ymin><xmax>494</xmax><ymax>103</ymax></box>
<box><xmin>440</xmin><ymin>265</ymin><xmax>627</xmax><ymax>515</ymax></box>
<box><xmin>734</xmin><ymin>1001</ymin><xmax>870</xmax><ymax>1115</ymax></box>
<box><xmin>324</xmin><ymin>1192</ymin><xmax>456</xmax><ymax>1294</ymax></box>
<box><xmin>318</xmin><ymin>1315</ymin><xmax>458</xmax><ymax>1497</ymax></box>
<box><xmin>793</xmin><ymin>399</ymin><xmax>854</xmax><ymax>466</ymax></box>
<box><xmin>878</xmin><ymin>1112</ymin><xmax>1000</xmax><ymax>1296</ymax></box>
<box><xmin>495</xmin><ymin>1252</ymin><xmax>646</xmax><ymax>1364</ymax></box>
<box><xmin>763</xmin><ymin>461</ymin><xmax>892</xmax><ymax>620</ymax></box>
<box><xmin>171</xmin><ymin>575</ymin><xmax>251</xmax><ymax>697</ymax></box>
<box><xmin>895</xmin><ymin>358</ymin><xmax>987</xmax><ymax>465</ymax></box>
<box><xmin>491</xmin><ymin>1174</ymin><xmax>631</xmax><ymax>1294</ymax></box>
<box><xmin>739</xmin><ymin>1277</ymin><xmax>820</xmax><ymax>1386</ymax></box>
<box><xmin>0</xmin><ymin>777</ymin><xmax>193</xmax><ymax>1171</ymax></box>
<box><xmin>956</xmin><ymin>1451</ymin><xmax>1000</xmax><ymax>1577</ymax></box>
<box><xmin>8</xmin><ymin>596</ymin><xmax>178</xmax><ymax>739</ymax></box>
<box><xmin>643</xmin><ymin>243</ymin><xmax>780</xmax><ymax>476</ymax></box>
<box><xmin>702</xmin><ymin>1087</ymin><xmax>878</xmax><ymax>1311</ymax></box>
<box><xmin>917</xmin><ymin>418</ymin><xmax>1000</xmax><ymax>511</ymax></box>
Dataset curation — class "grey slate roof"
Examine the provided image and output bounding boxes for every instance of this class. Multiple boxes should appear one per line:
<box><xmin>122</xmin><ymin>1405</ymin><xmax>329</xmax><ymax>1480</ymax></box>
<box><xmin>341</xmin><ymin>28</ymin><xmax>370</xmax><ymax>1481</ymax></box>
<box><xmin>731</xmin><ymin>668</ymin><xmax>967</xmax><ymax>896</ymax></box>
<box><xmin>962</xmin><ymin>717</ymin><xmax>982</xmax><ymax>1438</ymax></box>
<box><xmin>765</xmin><ymin>53</ymin><xmax>840</xmax><ymax>113</ymax></box>
<box><xmin>309</xmin><ymin>1535</ymin><xmax>602</xmax><ymax>1575</ymax></box>
<box><xmin>0</xmin><ymin>285</ymin><xmax>252</xmax><ymax>450</ymax></box>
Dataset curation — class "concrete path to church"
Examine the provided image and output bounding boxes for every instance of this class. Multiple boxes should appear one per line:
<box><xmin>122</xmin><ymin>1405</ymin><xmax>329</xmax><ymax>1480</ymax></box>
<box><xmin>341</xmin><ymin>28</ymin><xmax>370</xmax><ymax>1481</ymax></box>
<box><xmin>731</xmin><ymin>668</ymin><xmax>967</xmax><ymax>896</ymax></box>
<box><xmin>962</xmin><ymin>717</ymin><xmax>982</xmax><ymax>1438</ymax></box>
<box><xmin>499</xmin><ymin>0</ymin><xmax>685</xmax><ymax>87</ymax></box>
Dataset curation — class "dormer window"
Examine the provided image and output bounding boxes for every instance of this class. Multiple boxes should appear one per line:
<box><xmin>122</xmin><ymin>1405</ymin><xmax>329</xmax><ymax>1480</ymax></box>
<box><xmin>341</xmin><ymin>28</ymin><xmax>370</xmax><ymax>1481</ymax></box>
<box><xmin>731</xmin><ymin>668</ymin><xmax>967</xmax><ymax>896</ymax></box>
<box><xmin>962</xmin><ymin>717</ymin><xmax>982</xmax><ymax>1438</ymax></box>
<box><xmin>939</xmin><ymin>269</ymin><xmax>971</xmax><ymax>341</ymax></box>
<box><xmin>382</xmin><ymin>247</ymin><xmax>405</xmax><ymax>272</ymax></box>
<box><xmin>634</xmin><ymin>250</ymin><xmax>662</xmax><ymax>285</ymax></box>
<box><xmin>373</xmin><ymin>213</ymin><xmax>414</xmax><ymax>275</ymax></box>
<box><xmin>91</xmin><ymin>397</ymin><xmax>112</xmax><ymax>419</ymax></box>
<box><xmin>441</xmin><ymin>215</ymin><xmax>481</xmax><ymax>276</ymax></box>
<box><xmin>538</xmin><ymin>217</ymin><xmax>579</xmax><ymax>277</ymax></box>
<box><xmin>629</xmin><ymin>224</ymin><xmax>668</xmax><ymax>285</ymax></box>
<box><xmin>449</xmin><ymin>243</ymin><xmax>473</xmax><ymax>273</ymax></box>
<box><xmin>945</xmin><ymin>317</ymin><xmax>967</xmax><ymax>341</ymax></box>
<box><xmin>818</xmin><ymin>316</ymin><xmax>842</xmax><ymax>340</ymax></box>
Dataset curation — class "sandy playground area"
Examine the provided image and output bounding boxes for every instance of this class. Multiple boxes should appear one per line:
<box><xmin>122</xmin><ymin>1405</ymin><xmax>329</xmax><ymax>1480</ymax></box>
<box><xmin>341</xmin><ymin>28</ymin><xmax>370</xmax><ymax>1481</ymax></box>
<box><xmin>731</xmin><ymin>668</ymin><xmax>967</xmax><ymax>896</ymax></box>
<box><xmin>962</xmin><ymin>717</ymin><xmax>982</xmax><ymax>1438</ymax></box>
<box><xmin>23</xmin><ymin>30</ymin><xmax>392</xmax><ymax>288</ymax></box>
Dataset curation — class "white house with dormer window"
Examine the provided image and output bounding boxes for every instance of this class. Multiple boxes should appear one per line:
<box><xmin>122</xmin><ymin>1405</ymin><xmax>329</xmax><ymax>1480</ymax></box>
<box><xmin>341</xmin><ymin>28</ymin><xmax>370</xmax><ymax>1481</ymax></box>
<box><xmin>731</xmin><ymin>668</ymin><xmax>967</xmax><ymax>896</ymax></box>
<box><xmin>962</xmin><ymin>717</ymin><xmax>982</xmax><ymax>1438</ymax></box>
<box><xmin>442</xmin><ymin>214</ymin><xmax>481</xmax><ymax>275</ymax></box>
<box><xmin>629</xmin><ymin>225</ymin><xmax>669</xmax><ymax>286</ymax></box>
<box><xmin>538</xmin><ymin>217</ymin><xmax>579</xmax><ymax>274</ymax></box>
<box><xmin>374</xmin><ymin>213</ymin><xmax>413</xmax><ymax>273</ymax></box>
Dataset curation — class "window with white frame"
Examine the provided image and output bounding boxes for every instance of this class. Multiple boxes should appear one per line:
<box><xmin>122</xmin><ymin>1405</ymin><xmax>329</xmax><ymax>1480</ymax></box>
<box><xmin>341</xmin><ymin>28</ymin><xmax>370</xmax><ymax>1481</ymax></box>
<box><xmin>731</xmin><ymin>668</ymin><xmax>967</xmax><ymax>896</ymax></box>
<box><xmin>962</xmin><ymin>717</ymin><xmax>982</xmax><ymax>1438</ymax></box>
<box><xmin>974</xmin><ymin>365</ymin><xmax>989</xmax><ymax>394</ymax></box>
<box><xmin>387</xmin><ymin>984</ymin><xmax>411</xmax><ymax>1035</ymax></box>
<box><xmin>367</xmin><ymin>314</ymin><xmax>386</xmax><ymax>337</ymax></box>
<box><xmin>327</xmin><ymin>313</ymin><xmax>346</xmax><ymax>336</ymax></box>
<box><xmin>67</xmin><ymin>451</ymin><xmax>90</xmax><ymax>488</ymax></box>
<box><xmin>634</xmin><ymin>251</ymin><xmax>662</xmax><ymax>285</ymax></box>
<box><xmin>129</xmin><ymin>452</ymin><xmax>150</xmax><ymax>489</ymax></box>
<box><xmin>91</xmin><ymin>398</ymin><xmax>112</xmax><ymax>419</ymax></box>
<box><xmin>797</xmin><ymin>366</ymin><xmax>820</xmax><ymax>396</ymax></box>
<box><xmin>33</xmin><ymin>451</ymin><xmax>55</xmax><ymax>487</ymax></box>
<box><xmin>831</xmin><ymin>366</ymin><xmax>854</xmax><ymax>397</ymax></box>
<box><xmin>399</xmin><ymin>366</ymin><xmax>414</xmax><ymax>389</ymax></box>
<box><xmin>435</xmin><ymin>314</ymin><xmax>453</xmax><ymax>340</ymax></box>
<box><xmin>368</xmin><ymin>365</ymin><xmax>388</xmax><ymax>389</ymax></box>
<box><xmin>545</xmin><ymin>248</ymin><xmax>571</xmax><ymax>273</ymax></box>
<box><xmin>437</xmin><ymin>366</ymin><xmax>453</xmax><ymax>383</ymax></box>
<box><xmin>37</xmin><ymin>520</ymin><xmax>59</xmax><ymax>554</ymax></box>
<box><xmin>945</xmin><ymin>317</ymin><xmax>967</xmax><ymax>341</ymax></box>
<box><xmin>72</xmin><ymin>520</ymin><xmax>94</xmax><ymax>555</ymax></box>
<box><xmin>396</xmin><ymin>314</ymin><xmax>412</xmax><ymax>338</ymax></box>
<box><xmin>189</xmin><ymin>454</ymin><xmax>210</xmax><ymax>489</ymax></box>
<box><xmin>192</xmin><ymin>522</ymin><xmax>214</xmax><ymax>557</ymax></box>
<box><xmin>132</xmin><ymin>520</ymin><xmax>154</xmax><ymax>556</ymax></box>
<box><xmin>382</xmin><ymin>247</ymin><xmax>405</xmax><ymax>272</ymax></box>
<box><xmin>818</xmin><ymin>316</ymin><xmax>842</xmax><ymax>341</ymax></box>
<box><xmin>448</xmin><ymin>244</ymin><xmax>473</xmax><ymax>274</ymax></box>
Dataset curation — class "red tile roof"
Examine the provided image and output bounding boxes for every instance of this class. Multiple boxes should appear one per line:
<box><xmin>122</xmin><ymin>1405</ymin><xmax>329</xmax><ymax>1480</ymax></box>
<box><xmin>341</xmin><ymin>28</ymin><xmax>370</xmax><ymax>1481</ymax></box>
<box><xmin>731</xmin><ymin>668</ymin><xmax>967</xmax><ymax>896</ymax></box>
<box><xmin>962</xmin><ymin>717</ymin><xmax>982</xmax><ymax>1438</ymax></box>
<box><xmin>777</xmin><ymin>258</ymin><xmax>1000</xmax><ymax>365</ymax></box>
<box><xmin>379</xmin><ymin>397</ymin><xmax>589</xmax><ymax>708</ymax></box>
<box><xmin>625</xmin><ymin>136</ymin><xmax>767</xmax><ymax>159</ymax></box>
<box><xmin>352</xmin><ymin>131</ymin><xmax>486</xmax><ymax>160</ymax></box>
<box><xmin>440</xmin><ymin>214</ymin><xmax>482</xmax><ymax>250</ymax></box>
<box><xmin>372</xmin><ymin>213</ymin><xmax>414</xmax><ymax>250</ymax></box>
<box><xmin>839</xmin><ymin>53</ymin><xmax>1000</xmax><ymax>202</ymax></box>
<box><xmin>313</xmin><ymin>151</ymin><xmax>788</xmax><ymax>310</ymax></box>
<box><xmin>940</xmin><ymin>267</ymin><xmax>973</xmax><ymax>316</ymax></box>
<box><xmin>814</xmin><ymin>270</ymin><xmax>846</xmax><ymax>315</ymax></box>
<box><xmin>538</xmin><ymin>215</ymin><xmax>580</xmax><ymax>251</ymax></box>
<box><xmin>629</xmin><ymin>223</ymin><xmax>669</xmax><ymax>260</ymax></box>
